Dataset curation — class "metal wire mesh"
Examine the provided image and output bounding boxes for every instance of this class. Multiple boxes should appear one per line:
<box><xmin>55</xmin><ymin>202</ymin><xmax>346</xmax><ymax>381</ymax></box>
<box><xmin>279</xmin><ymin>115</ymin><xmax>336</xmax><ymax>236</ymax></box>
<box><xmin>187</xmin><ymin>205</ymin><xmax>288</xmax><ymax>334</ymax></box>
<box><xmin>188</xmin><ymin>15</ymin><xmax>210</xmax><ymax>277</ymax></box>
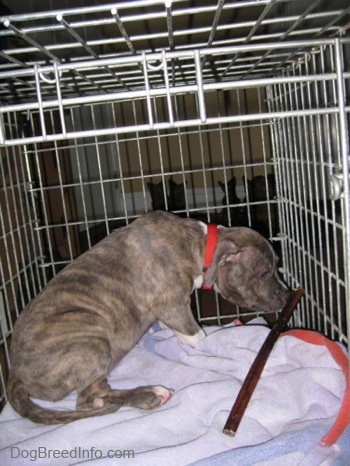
<box><xmin>0</xmin><ymin>0</ymin><xmax>349</xmax><ymax>407</ymax></box>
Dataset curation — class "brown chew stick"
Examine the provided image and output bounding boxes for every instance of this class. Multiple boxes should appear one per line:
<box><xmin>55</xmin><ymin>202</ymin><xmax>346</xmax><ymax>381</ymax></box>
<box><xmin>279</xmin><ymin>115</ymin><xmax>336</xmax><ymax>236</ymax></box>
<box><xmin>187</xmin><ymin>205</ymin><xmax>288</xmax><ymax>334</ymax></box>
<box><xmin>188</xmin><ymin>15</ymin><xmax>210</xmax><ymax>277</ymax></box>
<box><xmin>223</xmin><ymin>287</ymin><xmax>305</xmax><ymax>437</ymax></box>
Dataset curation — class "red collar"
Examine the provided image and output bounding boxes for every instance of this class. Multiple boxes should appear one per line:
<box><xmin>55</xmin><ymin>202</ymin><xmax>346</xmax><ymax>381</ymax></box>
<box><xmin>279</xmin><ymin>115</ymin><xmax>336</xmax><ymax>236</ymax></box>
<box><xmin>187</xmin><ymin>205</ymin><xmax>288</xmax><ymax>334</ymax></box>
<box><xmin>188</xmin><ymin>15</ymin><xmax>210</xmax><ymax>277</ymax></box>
<box><xmin>202</xmin><ymin>224</ymin><xmax>217</xmax><ymax>289</ymax></box>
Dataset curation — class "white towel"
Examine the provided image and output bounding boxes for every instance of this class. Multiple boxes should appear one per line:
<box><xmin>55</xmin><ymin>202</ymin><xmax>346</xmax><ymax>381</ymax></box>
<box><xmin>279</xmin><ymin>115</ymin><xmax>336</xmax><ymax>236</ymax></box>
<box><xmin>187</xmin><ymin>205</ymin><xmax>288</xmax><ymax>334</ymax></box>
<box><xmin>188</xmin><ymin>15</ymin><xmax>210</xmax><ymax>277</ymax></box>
<box><xmin>0</xmin><ymin>322</ymin><xmax>347</xmax><ymax>465</ymax></box>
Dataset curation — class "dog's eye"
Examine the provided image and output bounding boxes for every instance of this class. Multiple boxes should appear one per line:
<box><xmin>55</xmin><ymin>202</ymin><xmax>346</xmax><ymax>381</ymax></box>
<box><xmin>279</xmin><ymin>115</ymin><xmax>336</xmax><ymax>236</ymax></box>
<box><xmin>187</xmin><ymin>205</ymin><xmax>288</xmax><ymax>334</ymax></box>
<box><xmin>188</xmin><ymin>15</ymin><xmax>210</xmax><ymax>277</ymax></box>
<box><xmin>258</xmin><ymin>271</ymin><xmax>269</xmax><ymax>279</ymax></box>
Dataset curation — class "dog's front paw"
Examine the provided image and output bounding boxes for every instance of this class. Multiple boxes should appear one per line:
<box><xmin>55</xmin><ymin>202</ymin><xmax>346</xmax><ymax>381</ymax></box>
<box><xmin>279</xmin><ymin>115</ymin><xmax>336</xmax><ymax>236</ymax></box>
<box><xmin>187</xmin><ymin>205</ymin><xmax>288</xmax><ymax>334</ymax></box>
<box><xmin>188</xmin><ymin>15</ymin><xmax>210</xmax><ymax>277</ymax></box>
<box><xmin>129</xmin><ymin>385</ymin><xmax>174</xmax><ymax>410</ymax></box>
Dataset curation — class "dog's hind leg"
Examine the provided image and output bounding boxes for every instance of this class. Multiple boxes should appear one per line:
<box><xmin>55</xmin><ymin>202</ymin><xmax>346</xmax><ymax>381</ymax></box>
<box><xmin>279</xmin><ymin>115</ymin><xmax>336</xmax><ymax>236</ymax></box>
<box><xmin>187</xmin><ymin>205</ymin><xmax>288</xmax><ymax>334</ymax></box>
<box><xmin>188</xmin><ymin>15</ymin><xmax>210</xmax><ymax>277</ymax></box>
<box><xmin>77</xmin><ymin>378</ymin><xmax>173</xmax><ymax>412</ymax></box>
<box><xmin>72</xmin><ymin>337</ymin><xmax>173</xmax><ymax>414</ymax></box>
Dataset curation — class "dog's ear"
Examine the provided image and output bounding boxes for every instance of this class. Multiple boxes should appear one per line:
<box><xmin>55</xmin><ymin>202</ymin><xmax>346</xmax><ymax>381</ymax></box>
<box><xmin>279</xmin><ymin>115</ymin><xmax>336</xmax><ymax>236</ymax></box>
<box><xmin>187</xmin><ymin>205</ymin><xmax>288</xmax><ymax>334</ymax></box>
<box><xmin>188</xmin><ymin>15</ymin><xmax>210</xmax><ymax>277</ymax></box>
<box><xmin>204</xmin><ymin>239</ymin><xmax>242</xmax><ymax>286</ymax></box>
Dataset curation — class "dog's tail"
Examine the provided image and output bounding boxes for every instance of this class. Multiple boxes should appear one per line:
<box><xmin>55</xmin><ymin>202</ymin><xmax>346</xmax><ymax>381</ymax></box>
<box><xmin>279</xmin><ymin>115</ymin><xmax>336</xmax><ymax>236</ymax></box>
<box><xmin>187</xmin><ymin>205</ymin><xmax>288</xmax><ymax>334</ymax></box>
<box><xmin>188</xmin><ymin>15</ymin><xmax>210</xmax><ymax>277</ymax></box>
<box><xmin>6</xmin><ymin>372</ymin><xmax>120</xmax><ymax>425</ymax></box>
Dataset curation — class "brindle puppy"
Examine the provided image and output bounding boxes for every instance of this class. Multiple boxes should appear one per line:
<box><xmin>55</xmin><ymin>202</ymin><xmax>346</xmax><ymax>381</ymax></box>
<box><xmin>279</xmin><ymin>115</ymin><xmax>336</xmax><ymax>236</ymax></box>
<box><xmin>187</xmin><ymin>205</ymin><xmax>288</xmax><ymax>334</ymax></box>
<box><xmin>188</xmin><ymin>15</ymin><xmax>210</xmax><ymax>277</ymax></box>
<box><xmin>7</xmin><ymin>211</ymin><xmax>289</xmax><ymax>424</ymax></box>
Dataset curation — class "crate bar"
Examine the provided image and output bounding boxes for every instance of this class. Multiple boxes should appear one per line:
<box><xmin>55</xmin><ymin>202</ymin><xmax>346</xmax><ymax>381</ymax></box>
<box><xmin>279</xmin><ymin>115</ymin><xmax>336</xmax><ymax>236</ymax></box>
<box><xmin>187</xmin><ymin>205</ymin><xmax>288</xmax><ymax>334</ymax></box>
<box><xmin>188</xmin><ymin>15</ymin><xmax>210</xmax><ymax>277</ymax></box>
<box><xmin>152</xmin><ymin>99</ymin><xmax>170</xmax><ymax>212</ymax></box>
<box><xmin>318</xmin><ymin>46</ymin><xmax>338</xmax><ymax>339</ymax></box>
<box><xmin>22</xmin><ymin>144</ymin><xmax>46</xmax><ymax>292</ymax></box>
<box><xmin>28</xmin><ymin>113</ymin><xmax>57</xmax><ymax>282</ymax></box>
<box><xmin>25</xmin><ymin>165</ymin><xmax>278</xmax><ymax>192</ymax></box>
<box><xmin>0</xmin><ymin>74</ymin><xmax>338</xmax><ymax>119</ymax></box>
<box><xmin>315</xmin><ymin>5</ymin><xmax>350</xmax><ymax>38</ymax></box>
<box><xmin>51</xmin><ymin>136</ymin><xmax>74</xmax><ymax>261</ymax></box>
<box><xmin>16</xmin><ymin>150</ymin><xmax>42</xmax><ymax>305</ymax></box>
<box><xmin>142</xmin><ymin>52</ymin><xmax>154</xmax><ymax>128</ymax></box>
<box><xmin>132</xmin><ymin>101</ymin><xmax>149</xmax><ymax>216</ymax></box>
<box><xmin>161</xmin><ymin>49</ymin><xmax>174</xmax><ymax>126</ymax></box>
<box><xmin>329</xmin><ymin>44</ymin><xmax>346</xmax><ymax>344</ymax></box>
<box><xmin>195</xmin><ymin>50</ymin><xmax>206</xmax><ymax>123</ymax></box>
<box><xmin>0</xmin><ymin>7</ymin><xmax>342</xmax><ymax>61</ymax></box>
<box><xmin>57</xmin><ymin>14</ymin><xmax>99</xmax><ymax>58</ymax></box>
<box><xmin>8</xmin><ymin>56</ymin><xmax>316</xmax><ymax>92</ymax></box>
<box><xmin>0</xmin><ymin>1</ymin><xmax>290</xmax><ymax>38</ymax></box>
<box><xmin>310</xmin><ymin>50</ymin><xmax>329</xmax><ymax>333</ymax></box>
<box><xmin>0</xmin><ymin>40</ymin><xmax>336</xmax><ymax>80</ymax></box>
<box><xmin>243</xmin><ymin>0</ymin><xmax>323</xmax><ymax>78</ymax></box>
<box><xmin>303</xmin><ymin>56</ymin><xmax>320</xmax><ymax>330</ymax></box>
<box><xmin>0</xmin><ymin>151</ymin><xmax>23</xmax><ymax>321</ymax></box>
<box><xmin>215</xmin><ymin>92</ymin><xmax>230</xmax><ymax>226</ymax></box>
<box><xmin>237</xmin><ymin>88</ymin><xmax>252</xmax><ymax>228</ymax></box>
<box><xmin>68</xmin><ymin>109</ymin><xmax>91</xmax><ymax>248</ymax></box>
<box><xmin>1</xmin><ymin>147</ymin><xmax>35</xmax><ymax>313</ymax></box>
<box><xmin>1</xmin><ymin>21</ymin><xmax>339</xmax><ymax>64</ymax></box>
<box><xmin>34</xmin><ymin>65</ymin><xmax>47</xmax><ymax>140</ymax></box>
<box><xmin>0</xmin><ymin>62</ymin><xmax>336</xmax><ymax>101</ymax></box>
<box><xmin>221</xmin><ymin>0</ymin><xmax>278</xmax><ymax>78</ymax></box>
<box><xmin>2</xmin><ymin>20</ymin><xmax>58</xmax><ymax>63</ymax></box>
<box><xmin>334</xmin><ymin>39</ymin><xmax>350</xmax><ymax>352</ymax></box>
<box><xmin>18</xmin><ymin>121</ymin><xmax>277</xmax><ymax>157</ymax></box>
<box><xmin>0</xmin><ymin>107</ymin><xmax>340</xmax><ymax>148</ymax></box>
<box><xmin>0</xmin><ymin>212</ymin><xmax>18</xmax><ymax>337</ymax></box>
<box><xmin>57</xmin><ymin>13</ymin><xmax>129</xmax><ymax>90</ymax></box>
<box><xmin>202</xmin><ymin>0</ymin><xmax>225</xmax><ymax>57</ymax></box>
<box><xmin>257</xmin><ymin>85</ymin><xmax>275</xmax><ymax>239</ymax></box>
<box><xmin>92</xmin><ymin>134</ymin><xmax>110</xmax><ymax>238</ymax></box>
<box><xmin>53</xmin><ymin>61</ymin><xmax>66</xmax><ymax>138</ymax></box>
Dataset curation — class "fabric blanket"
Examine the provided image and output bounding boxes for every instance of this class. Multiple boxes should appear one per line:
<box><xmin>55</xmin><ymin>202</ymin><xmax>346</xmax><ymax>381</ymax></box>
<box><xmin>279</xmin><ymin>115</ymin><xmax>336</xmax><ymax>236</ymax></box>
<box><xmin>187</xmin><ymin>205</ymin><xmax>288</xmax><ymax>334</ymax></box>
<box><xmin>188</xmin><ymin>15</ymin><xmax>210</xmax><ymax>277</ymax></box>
<box><xmin>0</xmin><ymin>320</ymin><xmax>348</xmax><ymax>465</ymax></box>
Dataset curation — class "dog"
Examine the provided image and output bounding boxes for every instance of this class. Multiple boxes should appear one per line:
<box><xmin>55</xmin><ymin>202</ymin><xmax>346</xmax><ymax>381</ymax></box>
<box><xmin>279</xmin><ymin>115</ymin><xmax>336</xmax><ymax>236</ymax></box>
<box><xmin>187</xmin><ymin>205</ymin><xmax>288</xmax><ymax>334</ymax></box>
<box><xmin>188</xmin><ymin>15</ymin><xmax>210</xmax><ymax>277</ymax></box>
<box><xmin>7</xmin><ymin>211</ymin><xmax>290</xmax><ymax>424</ymax></box>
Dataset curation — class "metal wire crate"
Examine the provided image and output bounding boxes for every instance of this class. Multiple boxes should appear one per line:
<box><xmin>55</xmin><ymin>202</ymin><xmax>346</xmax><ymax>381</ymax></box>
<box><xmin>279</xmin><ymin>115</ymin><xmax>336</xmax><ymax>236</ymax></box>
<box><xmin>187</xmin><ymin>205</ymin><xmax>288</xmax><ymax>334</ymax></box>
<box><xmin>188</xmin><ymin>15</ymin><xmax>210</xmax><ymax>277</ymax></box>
<box><xmin>0</xmin><ymin>0</ymin><xmax>349</xmax><ymax>408</ymax></box>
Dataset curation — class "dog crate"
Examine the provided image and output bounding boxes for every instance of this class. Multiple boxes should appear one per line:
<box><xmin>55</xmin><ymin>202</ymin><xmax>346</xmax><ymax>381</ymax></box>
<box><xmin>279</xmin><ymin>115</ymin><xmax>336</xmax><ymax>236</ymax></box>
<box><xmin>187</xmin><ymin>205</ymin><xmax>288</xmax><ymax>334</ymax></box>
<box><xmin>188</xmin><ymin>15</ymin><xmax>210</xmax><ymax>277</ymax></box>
<box><xmin>0</xmin><ymin>0</ymin><xmax>349</xmax><ymax>409</ymax></box>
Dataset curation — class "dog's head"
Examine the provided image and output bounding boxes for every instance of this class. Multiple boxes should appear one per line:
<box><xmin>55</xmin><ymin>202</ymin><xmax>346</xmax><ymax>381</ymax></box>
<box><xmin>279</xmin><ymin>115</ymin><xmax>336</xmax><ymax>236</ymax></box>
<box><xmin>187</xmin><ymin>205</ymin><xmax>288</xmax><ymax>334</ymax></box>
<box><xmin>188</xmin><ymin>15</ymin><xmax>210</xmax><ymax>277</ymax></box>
<box><xmin>204</xmin><ymin>227</ymin><xmax>290</xmax><ymax>312</ymax></box>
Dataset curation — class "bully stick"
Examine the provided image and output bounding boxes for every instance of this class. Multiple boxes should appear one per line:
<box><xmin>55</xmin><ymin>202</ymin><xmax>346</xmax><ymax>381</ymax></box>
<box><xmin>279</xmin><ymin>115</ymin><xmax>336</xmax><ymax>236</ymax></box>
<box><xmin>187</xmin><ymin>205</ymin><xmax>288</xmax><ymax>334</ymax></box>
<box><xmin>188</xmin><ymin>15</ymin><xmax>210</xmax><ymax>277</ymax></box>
<box><xmin>223</xmin><ymin>287</ymin><xmax>305</xmax><ymax>437</ymax></box>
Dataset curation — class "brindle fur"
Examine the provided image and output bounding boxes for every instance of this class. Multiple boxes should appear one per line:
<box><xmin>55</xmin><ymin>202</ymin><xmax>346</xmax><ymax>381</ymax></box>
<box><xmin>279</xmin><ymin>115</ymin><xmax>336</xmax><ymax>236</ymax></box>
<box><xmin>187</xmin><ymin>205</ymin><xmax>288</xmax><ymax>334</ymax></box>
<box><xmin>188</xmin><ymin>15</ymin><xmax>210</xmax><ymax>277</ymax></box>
<box><xmin>7</xmin><ymin>211</ymin><xmax>289</xmax><ymax>424</ymax></box>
